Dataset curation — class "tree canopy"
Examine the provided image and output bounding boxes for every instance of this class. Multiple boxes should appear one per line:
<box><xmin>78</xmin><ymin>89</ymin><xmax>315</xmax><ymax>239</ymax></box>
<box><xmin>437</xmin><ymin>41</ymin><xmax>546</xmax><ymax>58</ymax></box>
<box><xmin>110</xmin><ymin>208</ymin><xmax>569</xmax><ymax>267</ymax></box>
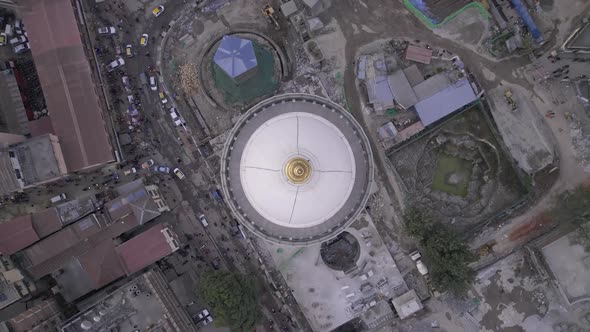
<box><xmin>197</xmin><ymin>271</ymin><xmax>261</xmax><ymax>330</ymax></box>
<box><xmin>403</xmin><ymin>208</ymin><xmax>476</xmax><ymax>295</ymax></box>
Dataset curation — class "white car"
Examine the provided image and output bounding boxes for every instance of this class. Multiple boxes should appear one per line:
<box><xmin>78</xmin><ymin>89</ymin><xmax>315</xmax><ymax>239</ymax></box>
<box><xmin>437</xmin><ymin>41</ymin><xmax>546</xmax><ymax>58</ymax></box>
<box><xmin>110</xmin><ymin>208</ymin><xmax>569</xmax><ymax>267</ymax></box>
<box><xmin>97</xmin><ymin>26</ymin><xmax>116</xmax><ymax>35</ymax></box>
<box><xmin>198</xmin><ymin>214</ymin><xmax>209</xmax><ymax>227</ymax></box>
<box><xmin>9</xmin><ymin>35</ymin><xmax>27</xmax><ymax>45</ymax></box>
<box><xmin>140</xmin><ymin>33</ymin><xmax>148</xmax><ymax>47</ymax></box>
<box><xmin>201</xmin><ymin>316</ymin><xmax>213</xmax><ymax>326</ymax></box>
<box><xmin>106</xmin><ymin>57</ymin><xmax>125</xmax><ymax>72</ymax></box>
<box><xmin>13</xmin><ymin>42</ymin><xmax>30</xmax><ymax>54</ymax></box>
<box><xmin>154</xmin><ymin>165</ymin><xmax>170</xmax><ymax>174</ymax></box>
<box><xmin>123</xmin><ymin>167</ymin><xmax>137</xmax><ymax>175</ymax></box>
<box><xmin>149</xmin><ymin>76</ymin><xmax>157</xmax><ymax>91</ymax></box>
<box><xmin>169</xmin><ymin>107</ymin><xmax>185</xmax><ymax>126</ymax></box>
<box><xmin>152</xmin><ymin>5</ymin><xmax>165</xmax><ymax>17</ymax></box>
<box><xmin>173</xmin><ymin>168</ymin><xmax>185</xmax><ymax>180</ymax></box>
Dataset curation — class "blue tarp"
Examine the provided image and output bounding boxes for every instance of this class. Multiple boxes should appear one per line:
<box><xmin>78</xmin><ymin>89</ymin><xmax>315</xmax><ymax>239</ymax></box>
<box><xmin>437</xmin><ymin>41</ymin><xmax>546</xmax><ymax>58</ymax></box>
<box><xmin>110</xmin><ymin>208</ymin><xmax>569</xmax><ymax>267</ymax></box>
<box><xmin>408</xmin><ymin>0</ymin><xmax>439</xmax><ymax>24</ymax></box>
<box><xmin>510</xmin><ymin>0</ymin><xmax>544</xmax><ymax>44</ymax></box>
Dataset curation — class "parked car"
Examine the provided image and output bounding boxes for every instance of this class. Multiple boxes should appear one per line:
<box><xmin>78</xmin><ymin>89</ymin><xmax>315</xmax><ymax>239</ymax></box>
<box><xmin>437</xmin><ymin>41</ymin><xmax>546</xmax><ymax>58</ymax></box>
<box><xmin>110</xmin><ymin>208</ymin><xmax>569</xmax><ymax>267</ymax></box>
<box><xmin>121</xmin><ymin>76</ymin><xmax>130</xmax><ymax>86</ymax></box>
<box><xmin>123</xmin><ymin>168</ymin><xmax>137</xmax><ymax>175</ymax></box>
<box><xmin>125</xmin><ymin>44</ymin><xmax>133</xmax><ymax>57</ymax></box>
<box><xmin>169</xmin><ymin>107</ymin><xmax>185</xmax><ymax>126</ymax></box>
<box><xmin>173</xmin><ymin>168</ymin><xmax>185</xmax><ymax>180</ymax></box>
<box><xmin>152</xmin><ymin>5</ymin><xmax>165</xmax><ymax>17</ymax></box>
<box><xmin>140</xmin><ymin>33</ymin><xmax>148</xmax><ymax>47</ymax></box>
<box><xmin>192</xmin><ymin>308</ymin><xmax>210</xmax><ymax>323</ymax></box>
<box><xmin>4</xmin><ymin>24</ymin><xmax>12</xmax><ymax>37</ymax></box>
<box><xmin>0</xmin><ymin>33</ymin><xmax>6</xmax><ymax>46</ymax></box>
<box><xmin>13</xmin><ymin>42</ymin><xmax>30</xmax><ymax>54</ymax></box>
<box><xmin>154</xmin><ymin>165</ymin><xmax>170</xmax><ymax>174</ymax></box>
<box><xmin>50</xmin><ymin>193</ymin><xmax>67</xmax><ymax>204</ymax></box>
<box><xmin>198</xmin><ymin>214</ymin><xmax>209</xmax><ymax>227</ymax></box>
<box><xmin>97</xmin><ymin>26</ymin><xmax>116</xmax><ymax>35</ymax></box>
<box><xmin>141</xmin><ymin>159</ymin><xmax>155</xmax><ymax>169</ymax></box>
<box><xmin>106</xmin><ymin>57</ymin><xmax>125</xmax><ymax>72</ymax></box>
<box><xmin>159</xmin><ymin>91</ymin><xmax>168</xmax><ymax>104</ymax></box>
<box><xmin>14</xmin><ymin>19</ymin><xmax>23</xmax><ymax>34</ymax></box>
<box><xmin>211</xmin><ymin>189</ymin><xmax>223</xmax><ymax>203</ymax></box>
<box><xmin>9</xmin><ymin>35</ymin><xmax>26</xmax><ymax>45</ymax></box>
<box><xmin>149</xmin><ymin>76</ymin><xmax>157</xmax><ymax>91</ymax></box>
<box><xmin>201</xmin><ymin>316</ymin><xmax>213</xmax><ymax>326</ymax></box>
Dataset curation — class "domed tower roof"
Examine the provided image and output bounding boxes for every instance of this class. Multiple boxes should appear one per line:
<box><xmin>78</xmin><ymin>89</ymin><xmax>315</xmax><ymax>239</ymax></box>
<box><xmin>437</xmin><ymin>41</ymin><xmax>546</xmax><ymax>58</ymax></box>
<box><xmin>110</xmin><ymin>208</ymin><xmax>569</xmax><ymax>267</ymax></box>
<box><xmin>220</xmin><ymin>94</ymin><xmax>374</xmax><ymax>245</ymax></box>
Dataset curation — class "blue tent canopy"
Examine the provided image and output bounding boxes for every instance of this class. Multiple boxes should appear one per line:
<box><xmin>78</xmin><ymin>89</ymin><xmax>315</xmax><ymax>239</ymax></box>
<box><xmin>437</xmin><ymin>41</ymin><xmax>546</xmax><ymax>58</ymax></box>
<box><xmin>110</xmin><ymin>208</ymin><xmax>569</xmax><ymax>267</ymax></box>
<box><xmin>214</xmin><ymin>35</ymin><xmax>258</xmax><ymax>78</ymax></box>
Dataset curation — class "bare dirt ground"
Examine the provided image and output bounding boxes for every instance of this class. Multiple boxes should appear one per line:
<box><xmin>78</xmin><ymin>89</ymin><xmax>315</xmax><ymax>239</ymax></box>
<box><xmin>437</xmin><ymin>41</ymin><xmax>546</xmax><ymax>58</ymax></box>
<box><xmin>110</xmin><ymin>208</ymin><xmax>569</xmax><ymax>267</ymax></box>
<box><xmin>302</xmin><ymin>0</ymin><xmax>590</xmax><ymax>329</ymax></box>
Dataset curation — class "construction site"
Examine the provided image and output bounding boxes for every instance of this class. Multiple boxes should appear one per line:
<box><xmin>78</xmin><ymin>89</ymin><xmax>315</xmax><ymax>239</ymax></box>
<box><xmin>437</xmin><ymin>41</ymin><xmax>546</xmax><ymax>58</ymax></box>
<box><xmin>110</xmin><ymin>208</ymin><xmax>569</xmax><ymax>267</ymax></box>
<box><xmin>388</xmin><ymin>103</ymin><xmax>529</xmax><ymax>233</ymax></box>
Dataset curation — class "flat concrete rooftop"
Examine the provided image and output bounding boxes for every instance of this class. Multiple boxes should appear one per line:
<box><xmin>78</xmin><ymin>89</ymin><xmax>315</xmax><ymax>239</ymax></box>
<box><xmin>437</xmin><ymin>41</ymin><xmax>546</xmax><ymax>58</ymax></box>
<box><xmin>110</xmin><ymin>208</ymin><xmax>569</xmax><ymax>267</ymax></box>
<box><xmin>264</xmin><ymin>214</ymin><xmax>405</xmax><ymax>331</ymax></box>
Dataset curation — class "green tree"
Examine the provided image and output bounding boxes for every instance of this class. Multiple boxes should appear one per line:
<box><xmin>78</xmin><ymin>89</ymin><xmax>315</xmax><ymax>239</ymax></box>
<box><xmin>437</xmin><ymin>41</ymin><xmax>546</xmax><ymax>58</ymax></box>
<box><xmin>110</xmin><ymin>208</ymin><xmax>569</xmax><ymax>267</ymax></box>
<box><xmin>403</xmin><ymin>208</ymin><xmax>476</xmax><ymax>295</ymax></box>
<box><xmin>197</xmin><ymin>271</ymin><xmax>261</xmax><ymax>330</ymax></box>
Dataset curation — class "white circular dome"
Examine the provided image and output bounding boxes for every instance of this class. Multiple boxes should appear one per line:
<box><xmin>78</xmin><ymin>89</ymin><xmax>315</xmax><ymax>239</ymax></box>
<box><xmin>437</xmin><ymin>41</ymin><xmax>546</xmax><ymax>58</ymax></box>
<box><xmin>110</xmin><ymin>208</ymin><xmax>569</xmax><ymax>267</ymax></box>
<box><xmin>240</xmin><ymin>112</ymin><xmax>356</xmax><ymax>228</ymax></box>
<box><xmin>221</xmin><ymin>94</ymin><xmax>374</xmax><ymax>245</ymax></box>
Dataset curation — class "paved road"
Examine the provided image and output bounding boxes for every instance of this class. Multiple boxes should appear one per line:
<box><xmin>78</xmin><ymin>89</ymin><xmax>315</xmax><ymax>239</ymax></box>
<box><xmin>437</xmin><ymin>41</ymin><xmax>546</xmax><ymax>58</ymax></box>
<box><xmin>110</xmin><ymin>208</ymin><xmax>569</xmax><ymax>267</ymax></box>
<box><xmin>84</xmin><ymin>1</ymin><xmax>305</xmax><ymax>331</ymax></box>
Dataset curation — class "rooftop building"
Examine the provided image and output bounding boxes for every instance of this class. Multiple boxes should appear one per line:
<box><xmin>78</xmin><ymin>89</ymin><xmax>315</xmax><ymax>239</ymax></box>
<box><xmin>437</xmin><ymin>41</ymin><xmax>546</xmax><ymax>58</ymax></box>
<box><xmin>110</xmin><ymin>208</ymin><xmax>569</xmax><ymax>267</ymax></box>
<box><xmin>0</xmin><ymin>134</ymin><xmax>68</xmax><ymax>195</ymax></box>
<box><xmin>391</xmin><ymin>289</ymin><xmax>423</xmax><ymax>319</ymax></box>
<box><xmin>0</xmin><ymin>201</ymin><xmax>96</xmax><ymax>256</ymax></box>
<box><xmin>414</xmin><ymin>78</ymin><xmax>478</xmax><ymax>126</ymax></box>
<box><xmin>17</xmin><ymin>180</ymin><xmax>165</xmax><ymax>280</ymax></box>
<box><xmin>0</xmin><ymin>256</ymin><xmax>36</xmax><ymax>310</ymax></box>
<box><xmin>264</xmin><ymin>214</ymin><xmax>406</xmax><ymax>331</ymax></box>
<box><xmin>7</xmin><ymin>297</ymin><xmax>64</xmax><ymax>332</ymax></box>
<box><xmin>214</xmin><ymin>35</ymin><xmax>258</xmax><ymax>83</ymax></box>
<box><xmin>405</xmin><ymin>44</ymin><xmax>433</xmax><ymax>65</ymax></box>
<box><xmin>0</xmin><ymin>215</ymin><xmax>39</xmax><ymax>255</ymax></box>
<box><xmin>60</xmin><ymin>268</ymin><xmax>197</xmax><ymax>332</ymax></box>
<box><xmin>21</xmin><ymin>0</ymin><xmax>114</xmax><ymax>172</ymax></box>
<box><xmin>115</xmin><ymin>223</ymin><xmax>180</xmax><ymax>275</ymax></box>
<box><xmin>221</xmin><ymin>94</ymin><xmax>374</xmax><ymax>245</ymax></box>
<box><xmin>0</xmin><ymin>69</ymin><xmax>30</xmax><ymax>136</ymax></box>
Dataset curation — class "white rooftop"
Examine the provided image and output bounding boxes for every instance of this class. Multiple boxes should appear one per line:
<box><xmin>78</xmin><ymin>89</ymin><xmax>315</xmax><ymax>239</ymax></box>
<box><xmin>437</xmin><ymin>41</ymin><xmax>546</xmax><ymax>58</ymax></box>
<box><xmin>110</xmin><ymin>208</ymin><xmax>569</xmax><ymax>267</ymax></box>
<box><xmin>221</xmin><ymin>94</ymin><xmax>374</xmax><ymax>245</ymax></box>
<box><xmin>240</xmin><ymin>112</ymin><xmax>355</xmax><ymax>228</ymax></box>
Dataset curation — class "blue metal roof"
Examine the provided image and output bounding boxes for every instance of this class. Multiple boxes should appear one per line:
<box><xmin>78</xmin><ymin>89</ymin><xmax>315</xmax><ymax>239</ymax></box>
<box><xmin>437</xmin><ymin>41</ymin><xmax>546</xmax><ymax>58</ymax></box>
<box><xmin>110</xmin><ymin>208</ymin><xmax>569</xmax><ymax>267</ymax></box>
<box><xmin>213</xmin><ymin>35</ymin><xmax>258</xmax><ymax>78</ymax></box>
<box><xmin>414</xmin><ymin>79</ymin><xmax>477</xmax><ymax>126</ymax></box>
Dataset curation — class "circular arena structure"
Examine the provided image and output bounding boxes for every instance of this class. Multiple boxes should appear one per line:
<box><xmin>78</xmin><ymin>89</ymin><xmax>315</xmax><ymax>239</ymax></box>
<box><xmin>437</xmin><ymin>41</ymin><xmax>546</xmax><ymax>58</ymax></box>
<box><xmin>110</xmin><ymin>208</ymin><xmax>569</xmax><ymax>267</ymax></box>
<box><xmin>220</xmin><ymin>94</ymin><xmax>374</xmax><ymax>245</ymax></box>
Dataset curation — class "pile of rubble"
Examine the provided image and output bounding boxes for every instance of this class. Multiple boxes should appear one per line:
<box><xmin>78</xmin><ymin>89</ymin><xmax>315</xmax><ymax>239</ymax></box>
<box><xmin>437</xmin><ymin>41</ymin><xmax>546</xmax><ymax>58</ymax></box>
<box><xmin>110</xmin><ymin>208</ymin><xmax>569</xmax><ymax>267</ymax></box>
<box><xmin>569</xmin><ymin>118</ymin><xmax>590</xmax><ymax>173</ymax></box>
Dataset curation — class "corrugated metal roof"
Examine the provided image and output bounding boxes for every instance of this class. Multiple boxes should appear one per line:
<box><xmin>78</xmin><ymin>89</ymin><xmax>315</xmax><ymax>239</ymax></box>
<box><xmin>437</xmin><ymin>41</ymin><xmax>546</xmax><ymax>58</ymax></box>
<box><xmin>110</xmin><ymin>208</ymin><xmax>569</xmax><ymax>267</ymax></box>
<box><xmin>213</xmin><ymin>35</ymin><xmax>258</xmax><ymax>79</ymax></box>
<box><xmin>367</xmin><ymin>75</ymin><xmax>394</xmax><ymax>112</ymax></box>
<box><xmin>405</xmin><ymin>45</ymin><xmax>433</xmax><ymax>65</ymax></box>
<box><xmin>387</xmin><ymin>70</ymin><xmax>418</xmax><ymax>108</ymax></box>
<box><xmin>413</xmin><ymin>73</ymin><xmax>452</xmax><ymax>100</ymax></box>
<box><xmin>0</xmin><ymin>215</ymin><xmax>39</xmax><ymax>255</ymax></box>
<box><xmin>31</xmin><ymin>208</ymin><xmax>62</xmax><ymax>238</ymax></box>
<box><xmin>116</xmin><ymin>224</ymin><xmax>174</xmax><ymax>275</ymax></box>
<box><xmin>56</xmin><ymin>239</ymin><xmax>125</xmax><ymax>302</ymax></box>
<box><xmin>9</xmin><ymin>298</ymin><xmax>61</xmax><ymax>332</ymax></box>
<box><xmin>414</xmin><ymin>79</ymin><xmax>477</xmax><ymax>126</ymax></box>
<box><xmin>22</xmin><ymin>0</ymin><xmax>114</xmax><ymax>172</ymax></box>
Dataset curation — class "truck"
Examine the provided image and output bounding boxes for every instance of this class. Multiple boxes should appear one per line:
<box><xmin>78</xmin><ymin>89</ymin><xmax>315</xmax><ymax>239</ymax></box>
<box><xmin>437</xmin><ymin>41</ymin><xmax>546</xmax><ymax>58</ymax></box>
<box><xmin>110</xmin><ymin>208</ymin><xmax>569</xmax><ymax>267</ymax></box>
<box><xmin>50</xmin><ymin>193</ymin><xmax>67</xmax><ymax>204</ymax></box>
<box><xmin>504</xmin><ymin>90</ymin><xmax>518</xmax><ymax>111</ymax></box>
<box><xmin>409</xmin><ymin>250</ymin><xmax>429</xmax><ymax>276</ymax></box>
